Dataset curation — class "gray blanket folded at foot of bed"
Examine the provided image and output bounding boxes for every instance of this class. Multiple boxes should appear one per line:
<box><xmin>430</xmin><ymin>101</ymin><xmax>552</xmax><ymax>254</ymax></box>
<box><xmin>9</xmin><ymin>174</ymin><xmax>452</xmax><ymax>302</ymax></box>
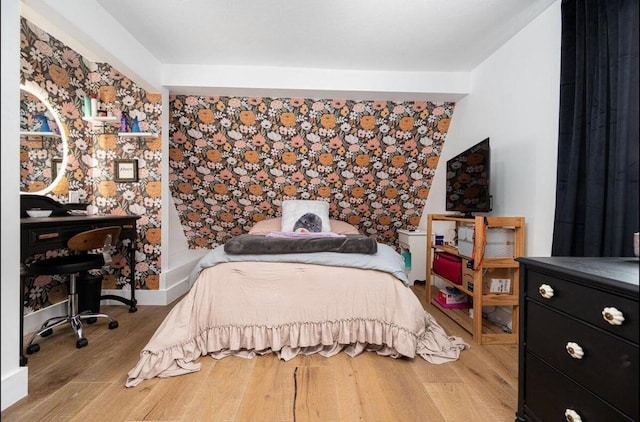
<box><xmin>224</xmin><ymin>234</ymin><xmax>378</xmax><ymax>255</ymax></box>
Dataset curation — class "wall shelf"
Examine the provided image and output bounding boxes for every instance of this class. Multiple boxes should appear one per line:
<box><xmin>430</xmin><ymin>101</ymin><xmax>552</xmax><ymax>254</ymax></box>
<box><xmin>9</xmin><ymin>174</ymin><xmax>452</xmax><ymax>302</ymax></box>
<box><xmin>81</xmin><ymin>116</ymin><xmax>156</xmax><ymax>138</ymax></box>
<box><xmin>20</xmin><ymin>131</ymin><xmax>61</xmax><ymax>138</ymax></box>
<box><xmin>82</xmin><ymin>116</ymin><xmax>119</xmax><ymax>124</ymax></box>
<box><xmin>117</xmin><ymin>132</ymin><xmax>156</xmax><ymax>138</ymax></box>
<box><xmin>83</xmin><ymin>116</ymin><xmax>120</xmax><ymax>134</ymax></box>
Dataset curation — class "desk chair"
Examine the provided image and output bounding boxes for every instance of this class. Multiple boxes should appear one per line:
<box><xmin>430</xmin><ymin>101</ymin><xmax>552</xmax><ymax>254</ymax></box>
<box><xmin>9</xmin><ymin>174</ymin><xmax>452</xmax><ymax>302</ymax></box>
<box><xmin>25</xmin><ymin>226</ymin><xmax>122</xmax><ymax>353</ymax></box>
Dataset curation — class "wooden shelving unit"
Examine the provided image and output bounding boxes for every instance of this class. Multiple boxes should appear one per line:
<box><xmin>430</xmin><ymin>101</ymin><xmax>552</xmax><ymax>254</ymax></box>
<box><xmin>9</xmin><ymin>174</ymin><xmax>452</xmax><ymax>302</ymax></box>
<box><xmin>426</xmin><ymin>213</ymin><xmax>525</xmax><ymax>345</ymax></box>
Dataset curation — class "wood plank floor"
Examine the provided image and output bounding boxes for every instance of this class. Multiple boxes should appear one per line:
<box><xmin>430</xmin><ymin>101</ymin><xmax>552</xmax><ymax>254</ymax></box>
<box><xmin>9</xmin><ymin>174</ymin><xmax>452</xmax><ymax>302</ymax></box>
<box><xmin>2</xmin><ymin>283</ymin><xmax>518</xmax><ymax>421</ymax></box>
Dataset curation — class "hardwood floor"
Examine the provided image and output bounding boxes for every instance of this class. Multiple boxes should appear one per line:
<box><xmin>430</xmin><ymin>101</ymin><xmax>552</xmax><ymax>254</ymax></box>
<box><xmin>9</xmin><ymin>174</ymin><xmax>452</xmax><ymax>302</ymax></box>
<box><xmin>2</xmin><ymin>283</ymin><xmax>518</xmax><ymax>421</ymax></box>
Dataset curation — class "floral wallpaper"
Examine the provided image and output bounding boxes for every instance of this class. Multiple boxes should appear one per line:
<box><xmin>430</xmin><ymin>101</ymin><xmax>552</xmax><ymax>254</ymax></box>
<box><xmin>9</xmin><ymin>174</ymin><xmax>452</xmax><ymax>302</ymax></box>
<box><xmin>20</xmin><ymin>18</ymin><xmax>162</xmax><ymax>313</ymax></box>
<box><xmin>169</xmin><ymin>96</ymin><xmax>454</xmax><ymax>248</ymax></box>
<box><xmin>19</xmin><ymin>16</ymin><xmax>456</xmax><ymax>314</ymax></box>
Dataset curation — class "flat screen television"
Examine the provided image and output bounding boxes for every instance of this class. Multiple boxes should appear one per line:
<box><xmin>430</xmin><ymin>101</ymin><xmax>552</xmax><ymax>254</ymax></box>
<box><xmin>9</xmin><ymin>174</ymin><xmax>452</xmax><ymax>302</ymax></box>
<box><xmin>445</xmin><ymin>137</ymin><xmax>492</xmax><ymax>217</ymax></box>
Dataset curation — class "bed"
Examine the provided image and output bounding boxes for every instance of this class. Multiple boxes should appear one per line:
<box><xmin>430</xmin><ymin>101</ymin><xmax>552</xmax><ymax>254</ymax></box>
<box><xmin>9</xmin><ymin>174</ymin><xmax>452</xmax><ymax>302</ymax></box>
<box><xmin>126</xmin><ymin>204</ymin><xmax>468</xmax><ymax>387</ymax></box>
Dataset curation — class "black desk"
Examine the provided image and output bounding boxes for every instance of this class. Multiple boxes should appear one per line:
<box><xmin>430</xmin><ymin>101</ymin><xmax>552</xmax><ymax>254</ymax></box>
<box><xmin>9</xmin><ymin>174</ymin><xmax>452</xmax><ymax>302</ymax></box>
<box><xmin>20</xmin><ymin>214</ymin><xmax>140</xmax><ymax>365</ymax></box>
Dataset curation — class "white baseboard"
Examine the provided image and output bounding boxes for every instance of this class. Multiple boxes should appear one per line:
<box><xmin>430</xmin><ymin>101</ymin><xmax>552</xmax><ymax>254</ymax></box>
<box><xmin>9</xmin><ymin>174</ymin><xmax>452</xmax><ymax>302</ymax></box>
<box><xmin>23</xmin><ymin>252</ymin><xmax>204</xmax><ymax>336</ymax></box>
<box><xmin>1</xmin><ymin>366</ymin><xmax>28</xmax><ymax>411</ymax></box>
<box><xmin>23</xmin><ymin>284</ymin><xmax>190</xmax><ymax>336</ymax></box>
<box><xmin>99</xmin><ymin>278</ymin><xmax>190</xmax><ymax>307</ymax></box>
<box><xmin>23</xmin><ymin>301</ymin><xmax>68</xmax><ymax>336</ymax></box>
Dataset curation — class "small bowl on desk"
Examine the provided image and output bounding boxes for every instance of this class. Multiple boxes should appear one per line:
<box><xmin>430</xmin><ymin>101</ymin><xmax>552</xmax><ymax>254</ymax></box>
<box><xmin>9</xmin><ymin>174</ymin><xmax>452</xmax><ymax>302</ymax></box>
<box><xmin>26</xmin><ymin>209</ymin><xmax>53</xmax><ymax>218</ymax></box>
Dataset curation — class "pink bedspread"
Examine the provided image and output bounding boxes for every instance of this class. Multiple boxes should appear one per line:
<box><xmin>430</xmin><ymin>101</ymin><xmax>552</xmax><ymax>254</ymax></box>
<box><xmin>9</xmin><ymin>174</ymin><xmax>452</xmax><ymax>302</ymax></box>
<box><xmin>126</xmin><ymin>261</ymin><xmax>468</xmax><ymax>387</ymax></box>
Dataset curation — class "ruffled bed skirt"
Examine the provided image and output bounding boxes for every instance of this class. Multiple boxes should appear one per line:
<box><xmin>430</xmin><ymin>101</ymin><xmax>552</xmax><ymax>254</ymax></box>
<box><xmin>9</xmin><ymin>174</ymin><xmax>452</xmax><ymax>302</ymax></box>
<box><xmin>126</xmin><ymin>262</ymin><xmax>469</xmax><ymax>387</ymax></box>
<box><xmin>126</xmin><ymin>314</ymin><xmax>468</xmax><ymax>387</ymax></box>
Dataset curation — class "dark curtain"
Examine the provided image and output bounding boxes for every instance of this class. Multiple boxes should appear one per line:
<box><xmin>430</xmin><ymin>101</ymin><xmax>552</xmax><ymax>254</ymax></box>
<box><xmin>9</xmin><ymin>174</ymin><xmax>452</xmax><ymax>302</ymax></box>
<box><xmin>552</xmin><ymin>0</ymin><xmax>639</xmax><ymax>257</ymax></box>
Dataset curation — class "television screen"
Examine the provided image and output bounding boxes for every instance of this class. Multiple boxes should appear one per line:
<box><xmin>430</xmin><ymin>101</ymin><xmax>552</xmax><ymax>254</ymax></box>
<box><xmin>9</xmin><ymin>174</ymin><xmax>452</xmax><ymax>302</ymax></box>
<box><xmin>445</xmin><ymin>138</ymin><xmax>491</xmax><ymax>216</ymax></box>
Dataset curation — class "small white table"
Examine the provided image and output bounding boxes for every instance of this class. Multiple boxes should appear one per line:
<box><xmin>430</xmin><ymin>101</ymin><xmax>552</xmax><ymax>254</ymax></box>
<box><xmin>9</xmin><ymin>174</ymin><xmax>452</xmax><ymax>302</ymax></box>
<box><xmin>397</xmin><ymin>229</ymin><xmax>427</xmax><ymax>285</ymax></box>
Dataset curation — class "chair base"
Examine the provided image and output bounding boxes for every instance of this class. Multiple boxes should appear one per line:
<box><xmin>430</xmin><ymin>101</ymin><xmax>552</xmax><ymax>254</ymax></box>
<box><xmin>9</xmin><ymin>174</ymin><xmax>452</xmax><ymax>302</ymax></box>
<box><xmin>25</xmin><ymin>310</ymin><xmax>118</xmax><ymax>353</ymax></box>
<box><xmin>25</xmin><ymin>272</ymin><xmax>119</xmax><ymax>354</ymax></box>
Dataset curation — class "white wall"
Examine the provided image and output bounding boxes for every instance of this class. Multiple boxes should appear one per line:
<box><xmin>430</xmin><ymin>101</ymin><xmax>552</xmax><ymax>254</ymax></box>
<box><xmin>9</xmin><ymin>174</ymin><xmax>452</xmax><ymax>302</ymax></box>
<box><xmin>422</xmin><ymin>1</ymin><xmax>561</xmax><ymax>257</ymax></box>
<box><xmin>2</xmin><ymin>0</ymin><xmax>29</xmax><ymax>411</ymax></box>
<box><xmin>163</xmin><ymin>65</ymin><xmax>470</xmax><ymax>102</ymax></box>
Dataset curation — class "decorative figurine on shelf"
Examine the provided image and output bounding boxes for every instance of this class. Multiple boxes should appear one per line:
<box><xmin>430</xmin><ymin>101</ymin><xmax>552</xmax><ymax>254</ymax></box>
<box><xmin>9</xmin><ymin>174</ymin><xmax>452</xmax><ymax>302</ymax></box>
<box><xmin>130</xmin><ymin>116</ymin><xmax>140</xmax><ymax>133</ymax></box>
<box><xmin>35</xmin><ymin>114</ymin><xmax>51</xmax><ymax>132</ymax></box>
<box><xmin>120</xmin><ymin>115</ymin><xmax>128</xmax><ymax>132</ymax></box>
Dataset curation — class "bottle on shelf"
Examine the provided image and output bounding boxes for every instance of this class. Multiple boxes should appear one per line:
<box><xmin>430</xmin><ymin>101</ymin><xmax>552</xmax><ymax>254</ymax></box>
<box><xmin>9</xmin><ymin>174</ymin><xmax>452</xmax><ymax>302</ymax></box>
<box><xmin>120</xmin><ymin>115</ymin><xmax>128</xmax><ymax>132</ymax></box>
<box><xmin>130</xmin><ymin>116</ymin><xmax>140</xmax><ymax>133</ymax></box>
<box><xmin>90</xmin><ymin>95</ymin><xmax>98</xmax><ymax>118</ymax></box>
<box><xmin>83</xmin><ymin>95</ymin><xmax>92</xmax><ymax>118</ymax></box>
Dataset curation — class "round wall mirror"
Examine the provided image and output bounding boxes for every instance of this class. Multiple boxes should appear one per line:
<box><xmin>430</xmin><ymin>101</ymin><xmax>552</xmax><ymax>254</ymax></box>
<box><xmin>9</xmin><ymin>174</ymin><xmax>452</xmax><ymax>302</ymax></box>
<box><xmin>19</xmin><ymin>82</ymin><xmax>69</xmax><ymax>195</ymax></box>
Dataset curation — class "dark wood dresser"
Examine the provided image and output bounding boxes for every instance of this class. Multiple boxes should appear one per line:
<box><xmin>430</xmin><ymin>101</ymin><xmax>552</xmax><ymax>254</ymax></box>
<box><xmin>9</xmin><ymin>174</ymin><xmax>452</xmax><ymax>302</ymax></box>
<box><xmin>516</xmin><ymin>257</ymin><xmax>638</xmax><ymax>422</ymax></box>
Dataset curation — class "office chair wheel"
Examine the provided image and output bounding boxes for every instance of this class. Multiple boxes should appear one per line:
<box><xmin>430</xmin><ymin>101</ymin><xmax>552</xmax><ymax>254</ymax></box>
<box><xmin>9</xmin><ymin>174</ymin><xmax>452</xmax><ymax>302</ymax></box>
<box><xmin>40</xmin><ymin>328</ymin><xmax>53</xmax><ymax>337</ymax></box>
<box><xmin>86</xmin><ymin>317</ymin><xmax>98</xmax><ymax>324</ymax></box>
<box><xmin>109</xmin><ymin>320</ymin><xmax>119</xmax><ymax>329</ymax></box>
<box><xmin>26</xmin><ymin>343</ymin><xmax>40</xmax><ymax>354</ymax></box>
<box><xmin>76</xmin><ymin>338</ymin><xmax>88</xmax><ymax>349</ymax></box>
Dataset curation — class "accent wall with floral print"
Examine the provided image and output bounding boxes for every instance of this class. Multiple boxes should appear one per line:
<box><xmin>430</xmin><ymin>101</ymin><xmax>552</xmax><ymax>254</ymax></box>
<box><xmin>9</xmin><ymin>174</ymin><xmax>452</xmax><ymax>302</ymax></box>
<box><xmin>169</xmin><ymin>96</ymin><xmax>454</xmax><ymax>249</ymax></box>
<box><xmin>20</xmin><ymin>18</ymin><xmax>162</xmax><ymax>313</ymax></box>
<box><xmin>20</xmin><ymin>15</ymin><xmax>456</xmax><ymax>315</ymax></box>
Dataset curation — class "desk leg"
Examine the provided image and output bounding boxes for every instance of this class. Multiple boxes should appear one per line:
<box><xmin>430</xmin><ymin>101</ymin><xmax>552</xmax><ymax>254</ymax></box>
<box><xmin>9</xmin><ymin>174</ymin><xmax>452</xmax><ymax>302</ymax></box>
<box><xmin>127</xmin><ymin>243</ymin><xmax>137</xmax><ymax>312</ymax></box>
<box><xmin>19</xmin><ymin>265</ymin><xmax>28</xmax><ymax>366</ymax></box>
<box><xmin>100</xmin><ymin>241</ymin><xmax>137</xmax><ymax>313</ymax></box>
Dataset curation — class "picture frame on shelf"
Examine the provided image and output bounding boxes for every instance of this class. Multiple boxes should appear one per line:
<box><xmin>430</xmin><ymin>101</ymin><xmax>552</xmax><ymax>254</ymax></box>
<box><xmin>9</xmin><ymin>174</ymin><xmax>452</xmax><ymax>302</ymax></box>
<box><xmin>114</xmin><ymin>159</ymin><xmax>139</xmax><ymax>182</ymax></box>
<box><xmin>51</xmin><ymin>157</ymin><xmax>63</xmax><ymax>180</ymax></box>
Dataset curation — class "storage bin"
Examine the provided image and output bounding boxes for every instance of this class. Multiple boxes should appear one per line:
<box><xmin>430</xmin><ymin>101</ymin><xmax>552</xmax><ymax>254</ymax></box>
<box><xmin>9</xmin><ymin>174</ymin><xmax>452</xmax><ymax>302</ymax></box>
<box><xmin>485</xmin><ymin>227</ymin><xmax>515</xmax><ymax>257</ymax></box>
<box><xmin>438</xmin><ymin>287</ymin><xmax>468</xmax><ymax>304</ymax></box>
<box><xmin>457</xmin><ymin>224</ymin><xmax>474</xmax><ymax>258</ymax></box>
<box><xmin>434</xmin><ymin>295</ymin><xmax>472</xmax><ymax>309</ymax></box>
<box><xmin>433</xmin><ymin>251</ymin><xmax>462</xmax><ymax>284</ymax></box>
<box><xmin>457</xmin><ymin>225</ymin><xmax>515</xmax><ymax>259</ymax></box>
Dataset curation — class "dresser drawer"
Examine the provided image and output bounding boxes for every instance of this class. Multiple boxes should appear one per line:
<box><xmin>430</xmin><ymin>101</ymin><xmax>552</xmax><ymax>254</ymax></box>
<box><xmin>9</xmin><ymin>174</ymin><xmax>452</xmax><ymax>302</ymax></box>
<box><xmin>26</xmin><ymin>222</ymin><xmax>135</xmax><ymax>256</ymax></box>
<box><xmin>27</xmin><ymin>224</ymin><xmax>96</xmax><ymax>253</ymax></box>
<box><xmin>523</xmin><ymin>353</ymin><xmax>634</xmax><ymax>422</ymax></box>
<box><xmin>526</xmin><ymin>269</ymin><xmax>639</xmax><ymax>343</ymax></box>
<box><xmin>526</xmin><ymin>301</ymin><xmax>638</xmax><ymax>419</ymax></box>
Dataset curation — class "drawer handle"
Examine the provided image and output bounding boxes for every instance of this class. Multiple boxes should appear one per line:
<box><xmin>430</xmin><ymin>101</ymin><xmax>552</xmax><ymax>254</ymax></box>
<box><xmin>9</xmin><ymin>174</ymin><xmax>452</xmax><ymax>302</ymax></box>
<box><xmin>565</xmin><ymin>408</ymin><xmax>582</xmax><ymax>422</ymax></box>
<box><xmin>602</xmin><ymin>307</ymin><xmax>625</xmax><ymax>325</ymax></box>
<box><xmin>538</xmin><ymin>283</ymin><xmax>554</xmax><ymax>299</ymax></box>
<box><xmin>37</xmin><ymin>232</ymin><xmax>60</xmax><ymax>240</ymax></box>
<box><xmin>565</xmin><ymin>342</ymin><xmax>584</xmax><ymax>359</ymax></box>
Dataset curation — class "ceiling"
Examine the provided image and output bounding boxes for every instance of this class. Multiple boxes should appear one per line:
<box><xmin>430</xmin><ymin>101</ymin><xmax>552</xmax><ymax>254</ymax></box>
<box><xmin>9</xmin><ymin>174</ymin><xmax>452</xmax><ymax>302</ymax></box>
<box><xmin>95</xmin><ymin>0</ymin><xmax>557</xmax><ymax>72</ymax></box>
